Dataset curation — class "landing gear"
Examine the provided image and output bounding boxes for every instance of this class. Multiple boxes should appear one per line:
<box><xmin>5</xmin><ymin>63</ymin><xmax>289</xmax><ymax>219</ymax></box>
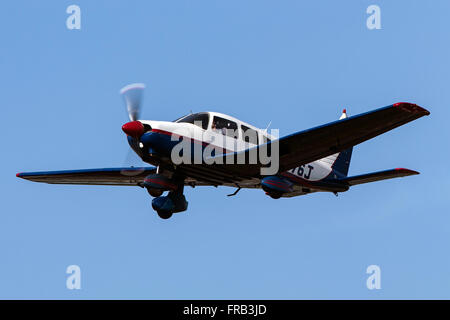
<box><xmin>151</xmin><ymin>184</ymin><xmax>188</xmax><ymax>219</ymax></box>
<box><xmin>156</xmin><ymin>210</ymin><xmax>173</xmax><ymax>219</ymax></box>
<box><xmin>147</xmin><ymin>188</ymin><xmax>163</xmax><ymax>197</ymax></box>
<box><xmin>261</xmin><ymin>184</ymin><xmax>284</xmax><ymax>199</ymax></box>
<box><xmin>143</xmin><ymin>172</ymin><xmax>177</xmax><ymax>198</ymax></box>
<box><xmin>265</xmin><ymin>191</ymin><xmax>282</xmax><ymax>199</ymax></box>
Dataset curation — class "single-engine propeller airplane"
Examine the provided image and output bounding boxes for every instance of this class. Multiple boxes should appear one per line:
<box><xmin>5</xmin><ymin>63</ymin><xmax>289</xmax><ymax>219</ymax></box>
<box><xmin>17</xmin><ymin>83</ymin><xmax>430</xmax><ymax>219</ymax></box>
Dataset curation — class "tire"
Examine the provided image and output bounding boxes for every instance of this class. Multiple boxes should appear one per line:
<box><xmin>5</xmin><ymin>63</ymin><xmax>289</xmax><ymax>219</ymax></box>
<box><xmin>157</xmin><ymin>210</ymin><xmax>173</xmax><ymax>219</ymax></box>
<box><xmin>147</xmin><ymin>188</ymin><xmax>163</xmax><ymax>197</ymax></box>
<box><xmin>268</xmin><ymin>192</ymin><xmax>282</xmax><ymax>199</ymax></box>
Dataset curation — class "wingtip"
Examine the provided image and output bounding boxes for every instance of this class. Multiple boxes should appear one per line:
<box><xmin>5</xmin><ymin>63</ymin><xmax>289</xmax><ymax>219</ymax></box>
<box><xmin>395</xmin><ymin>168</ymin><xmax>420</xmax><ymax>175</ymax></box>
<box><xmin>16</xmin><ymin>172</ymin><xmax>22</xmax><ymax>178</ymax></box>
<box><xmin>393</xmin><ymin>102</ymin><xmax>430</xmax><ymax>116</ymax></box>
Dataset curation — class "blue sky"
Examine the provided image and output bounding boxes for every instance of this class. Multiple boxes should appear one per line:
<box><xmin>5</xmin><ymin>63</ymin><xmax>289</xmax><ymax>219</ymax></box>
<box><xmin>1</xmin><ymin>0</ymin><xmax>448</xmax><ymax>299</ymax></box>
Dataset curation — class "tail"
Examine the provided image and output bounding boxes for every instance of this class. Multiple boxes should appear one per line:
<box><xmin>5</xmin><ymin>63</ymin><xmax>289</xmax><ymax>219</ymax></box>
<box><xmin>323</xmin><ymin>109</ymin><xmax>353</xmax><ymax>177</ymax></box>
<box><xmin>330</xmin><ymin>109</ymin><xmax>419</xmax><ymax>186</ymax></box>
<box><xmin>333</xmin><ymin>146</ymin><xmax>353</xmax><ymax>177</ymax></box>
<box><xmin>341</xmin><ymin>168</ymin><xmax>419</xmax><ymax>186</ymax></box>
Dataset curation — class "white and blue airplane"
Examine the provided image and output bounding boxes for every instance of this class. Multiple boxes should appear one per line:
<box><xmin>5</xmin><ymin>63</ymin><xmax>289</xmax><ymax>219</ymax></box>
<box><xmin>17</xmin><ymin>83</ymin><xmax>430</xmax><ymax>219</ymax></box>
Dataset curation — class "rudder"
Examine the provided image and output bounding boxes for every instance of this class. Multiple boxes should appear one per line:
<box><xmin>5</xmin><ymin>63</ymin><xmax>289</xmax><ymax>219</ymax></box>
<box><xmin>332</xmin><ymin>147</ymin><xmax>353</xmax><ymax>177</ymax></box>
<box><xmin>332</xmin><ymin>109</ymin><xmax>353</xmax><ymax>177</ymax></box>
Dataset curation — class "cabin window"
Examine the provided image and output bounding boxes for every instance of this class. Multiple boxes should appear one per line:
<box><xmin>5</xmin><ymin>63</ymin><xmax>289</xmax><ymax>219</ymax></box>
<box><xmin>211</xmin><ymin>116</ymin><xmax>238</xmax><ymax>139</ymax></box>
<box><xmin>241</xmin><ymin>125</ymin><xmax>259</xmax><ymax>145</ymax></box>
<box><xmin>175</xmin><ymin>112</ymin><xmax>209</xmax><ymax>130</ymax></box>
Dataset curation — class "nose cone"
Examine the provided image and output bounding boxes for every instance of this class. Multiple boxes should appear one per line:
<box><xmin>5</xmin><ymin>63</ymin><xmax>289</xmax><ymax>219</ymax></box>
<box><xmin>122</xmin><ymin>121</ymin><xmax>144</xmax><ymax>138</ymax></box>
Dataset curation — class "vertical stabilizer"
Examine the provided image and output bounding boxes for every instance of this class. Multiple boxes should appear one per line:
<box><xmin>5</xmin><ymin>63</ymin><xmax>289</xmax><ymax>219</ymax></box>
<box><xmin>332</xmin><ymin>109</ymin><xmax>353</xmax><ymax>177</ymax></box>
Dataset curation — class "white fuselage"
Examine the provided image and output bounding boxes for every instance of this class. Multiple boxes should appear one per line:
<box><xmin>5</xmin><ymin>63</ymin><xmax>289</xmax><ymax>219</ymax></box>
<box><xmin>139</xmin><ymin>111</ymin><xmax>338</xmax><ymax>182</ymax></box>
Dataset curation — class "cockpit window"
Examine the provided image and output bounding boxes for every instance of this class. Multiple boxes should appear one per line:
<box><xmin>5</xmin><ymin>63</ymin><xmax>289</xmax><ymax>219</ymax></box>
<box><xmin>175</xmin><ymin>112</ymin><xmax>209</xmax><ymax>130</ymax></box>
<box><xmin>211</xmin><ymin>116</ymin><xmax>239</xmax><ymax>139</ymax></box>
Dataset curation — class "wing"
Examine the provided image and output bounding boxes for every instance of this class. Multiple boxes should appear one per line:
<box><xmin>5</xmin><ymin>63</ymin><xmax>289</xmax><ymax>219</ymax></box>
<box><xmin>340</xmin><ymin>168</ymin><xmax>419</xmax><ymax>186</ymax></box>
<box><xmin>15</xmin><ymin>166</ymin><xmax>251</xmax><ymax>188</ymax></box>
<box><xmin>17</xmin><ymin>103</ymin><xmax>429</xmax><ymax>188</ymax></box>
<box><xmin>209</xmin><ymin>102</ymin><xmax>429</xmax><ymax>176</ymax></box>
<box><xmin>16</xmin><ymin>167</ymin><xmax>157</xmax><ymax>186</ymax></box>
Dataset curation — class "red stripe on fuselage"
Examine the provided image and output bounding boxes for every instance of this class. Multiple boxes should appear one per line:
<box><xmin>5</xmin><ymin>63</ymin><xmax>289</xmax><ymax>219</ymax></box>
<box><xmin>263</xmin><ymin>180</ymin><xmax>291</xmax><ymax>191</ymax></box>
<box><xmin>144</xmin><ymin>178</ymin><xmax>177</xmax><ymax>189</ymax></box>
<box><xmin>150</xmin><ymin>129</ymin><xmax>232</xmax><ymax>153</ymax></box>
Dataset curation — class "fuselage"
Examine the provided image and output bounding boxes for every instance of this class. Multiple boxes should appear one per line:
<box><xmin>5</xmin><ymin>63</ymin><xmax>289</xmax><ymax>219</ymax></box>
<box><xmin>128</xmin><ymin>111</ymin><xmax>349</xmax><ymax>197</ymax></box>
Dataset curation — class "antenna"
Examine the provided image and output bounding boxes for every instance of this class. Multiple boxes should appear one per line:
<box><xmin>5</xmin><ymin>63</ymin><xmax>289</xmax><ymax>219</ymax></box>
<box><xmin>264</xmin><ymin>120</ymin><xmax>272</xmax><ymax>133</ymax></box>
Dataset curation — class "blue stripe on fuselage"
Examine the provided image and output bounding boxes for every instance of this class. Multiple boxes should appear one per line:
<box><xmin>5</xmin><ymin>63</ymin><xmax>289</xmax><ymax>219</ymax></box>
<box><xmin>138</xmin><ymin>130</ymin><xmax>349</xmax><ymax>192</ymax></box>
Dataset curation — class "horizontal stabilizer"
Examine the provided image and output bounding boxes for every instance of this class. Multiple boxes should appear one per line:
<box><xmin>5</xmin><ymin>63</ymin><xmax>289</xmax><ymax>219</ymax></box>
<box><xmin>340</xmin><ymin>168</ymin><xmax>419</xmax><ymax>186</ymax></box>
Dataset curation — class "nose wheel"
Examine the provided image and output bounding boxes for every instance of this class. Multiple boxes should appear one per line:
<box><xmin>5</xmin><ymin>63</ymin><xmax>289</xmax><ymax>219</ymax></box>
<box><xmin>156</xmin><ymin>210</ymin><xmax>173</xmax><ymax>219</ymax></box>
<box><xmin>151</xmin><ymin>183</ymin><xmax>188</xmax><ymax>219</ymax></box>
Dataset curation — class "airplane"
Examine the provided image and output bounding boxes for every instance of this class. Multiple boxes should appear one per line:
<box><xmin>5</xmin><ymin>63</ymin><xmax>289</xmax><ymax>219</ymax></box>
<box><xmin>16</xmin><ymin>83</ymin><xmax>430</xmax><ymax>219</ymax></box>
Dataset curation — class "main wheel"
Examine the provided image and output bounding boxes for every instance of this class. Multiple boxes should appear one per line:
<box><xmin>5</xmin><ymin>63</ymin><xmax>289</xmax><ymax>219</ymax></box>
<box><xmin>157</xmin><ymin>210</ymin><xmax>173</xmax><ymax>219</ymax></box>
<box><xmin>267</xmin><ymin>192</ymin><xmax>282</xmax><ymax>199</ymax></box>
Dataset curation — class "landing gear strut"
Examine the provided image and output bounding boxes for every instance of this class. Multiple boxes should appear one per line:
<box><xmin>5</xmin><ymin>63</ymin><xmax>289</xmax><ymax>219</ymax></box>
<box><xmin>151</xmin><ymin>184</ymin><xmax>188</xmax><ymax>219</ymax></box>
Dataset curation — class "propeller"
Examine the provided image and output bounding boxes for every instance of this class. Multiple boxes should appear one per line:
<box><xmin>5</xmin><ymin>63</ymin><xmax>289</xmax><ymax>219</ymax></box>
<box><xmin>119</xmin><ymin>83</ymin><xmax>147</xmax><ymax>177</ymax></box>
<box><xmin>120</xmin><ymin>83</ymin><xmax>146</xmax><ymax>122</ymax></box>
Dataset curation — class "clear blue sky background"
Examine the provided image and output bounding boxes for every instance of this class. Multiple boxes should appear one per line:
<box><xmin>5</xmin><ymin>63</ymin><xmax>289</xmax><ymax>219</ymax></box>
<box><xmin>1</xmin><ymin>0</ymin><xmax>448</xmax><ymax>299</ymax></box>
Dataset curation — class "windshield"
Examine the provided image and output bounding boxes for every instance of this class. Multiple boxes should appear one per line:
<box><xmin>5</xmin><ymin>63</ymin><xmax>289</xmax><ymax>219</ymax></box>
<box><xmin>175</xmin><ymin>112</ymin><xmax>209</xmax><ymax>130</ymax></box>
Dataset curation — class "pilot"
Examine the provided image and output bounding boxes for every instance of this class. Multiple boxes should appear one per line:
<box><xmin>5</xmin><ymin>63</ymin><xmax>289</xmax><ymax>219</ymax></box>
<box><xmin>222</xmin><ymin>125</ymin><xmax>228</xmax><ymax>136</ymax></box>
<box><xmin>212</xmin><ymin>120</ymin><xmax>221</xmax><ymax>134</ymax></box>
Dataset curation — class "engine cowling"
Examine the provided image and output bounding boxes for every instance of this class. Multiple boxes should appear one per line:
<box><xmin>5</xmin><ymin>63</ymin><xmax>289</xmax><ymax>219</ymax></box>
<box><xmin>261</xmin><ymin>176</ymin><xmax>293</xmax><ymax>199</ymax></box>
